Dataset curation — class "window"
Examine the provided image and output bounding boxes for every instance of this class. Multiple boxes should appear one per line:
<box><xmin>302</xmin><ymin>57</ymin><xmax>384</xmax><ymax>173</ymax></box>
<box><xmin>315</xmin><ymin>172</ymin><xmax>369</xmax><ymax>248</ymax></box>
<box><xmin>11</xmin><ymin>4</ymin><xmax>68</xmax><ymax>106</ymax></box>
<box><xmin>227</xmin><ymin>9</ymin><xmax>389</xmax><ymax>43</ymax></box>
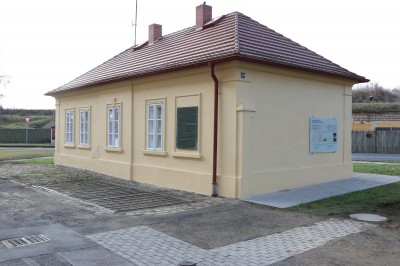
<box><xmin>65</xmin><ymin>111</ymin><xmax>74</xmax><ymax>144</ymax></box>
<box><xmin>107</xmin><ymin>106</ymin><xmax>120</xmax><ymax>147</ymax></box>
<box><xmin>147</xmin><ymin>103</ymin><xmax>163</xmax><ymax>150</ymax></box>
<box><xmin>176</xmin><ymin>106</ymin><xmax>198</xmax><ymax>150</ymax></box>
<box><xmin>79</xmin><ymin>109</ymin><xmax>89</xmax><ymax>145</ymax></box>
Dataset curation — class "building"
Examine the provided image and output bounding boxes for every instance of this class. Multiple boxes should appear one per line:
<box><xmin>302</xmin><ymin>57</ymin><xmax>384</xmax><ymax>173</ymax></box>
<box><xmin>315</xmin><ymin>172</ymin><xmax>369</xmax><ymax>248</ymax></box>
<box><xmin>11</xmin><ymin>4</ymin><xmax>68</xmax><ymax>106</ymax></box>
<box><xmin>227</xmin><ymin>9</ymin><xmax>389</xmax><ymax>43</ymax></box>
<box><xmin>46</xmin><ymin>4</ymin><xmax>367</xmax><ymax>199</ymax></box>
<box><xmin>352</xmin><ymin>112</ymin><xmax>400</xmax><ymax>131</ymax></box>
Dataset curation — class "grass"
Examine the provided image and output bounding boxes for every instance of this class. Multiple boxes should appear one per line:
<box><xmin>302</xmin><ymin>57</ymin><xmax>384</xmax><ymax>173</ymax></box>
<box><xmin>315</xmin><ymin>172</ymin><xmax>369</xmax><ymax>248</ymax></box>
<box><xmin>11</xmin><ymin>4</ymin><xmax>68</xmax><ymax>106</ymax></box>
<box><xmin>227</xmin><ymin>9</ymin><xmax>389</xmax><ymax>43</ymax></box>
<box><xmin>353</xmin><ymin>159</ymin><xmax>400</xmax><ymax>164</ymax></box>
<box><xmin>20</xmin><ymin>157</ymin><xmax>54</xmax><ymax>164</ymax></box>
<box><xmin>353</xmin><ymin>163</ymin><xmax>400</xmax><ymax>176</ymax></box>
<box><xmin>0</xmin><ymin>143</ymin><xmax>55</xmax><ymax>147</ymax></box>
<box><xmin>0</xmin><ymin>148</ymin><xmax>54</xmax><ymax>161</ymax></box>
<box><xmin>288</xmin><ymin>162</ymin><xmax>400</xmax><ymax>217</ymax></box>
<box><xmin>288</xmin><ymin>182</ymin><xmax>400</xmax><ymax>217</ymax></box>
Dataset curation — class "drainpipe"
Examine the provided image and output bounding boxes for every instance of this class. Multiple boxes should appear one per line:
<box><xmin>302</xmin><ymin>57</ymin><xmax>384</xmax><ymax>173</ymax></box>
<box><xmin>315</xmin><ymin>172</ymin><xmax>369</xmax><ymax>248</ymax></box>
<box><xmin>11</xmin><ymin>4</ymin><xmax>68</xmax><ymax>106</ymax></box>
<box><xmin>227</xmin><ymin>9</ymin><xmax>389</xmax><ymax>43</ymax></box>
<box><xmin>209</xmin><ymin>62</ymin><xmax>218</xmax><ymax>197</ymax></box>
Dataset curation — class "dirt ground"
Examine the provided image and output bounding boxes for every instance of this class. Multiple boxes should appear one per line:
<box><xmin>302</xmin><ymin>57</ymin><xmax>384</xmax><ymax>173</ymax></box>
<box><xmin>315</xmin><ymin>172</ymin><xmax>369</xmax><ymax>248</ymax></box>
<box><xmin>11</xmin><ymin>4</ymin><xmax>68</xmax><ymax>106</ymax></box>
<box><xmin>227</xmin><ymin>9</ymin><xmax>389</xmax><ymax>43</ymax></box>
<box><xmin>1</xmin><ymin>162</ymin><xmax>400</xmax><ymax>265</ymax></box>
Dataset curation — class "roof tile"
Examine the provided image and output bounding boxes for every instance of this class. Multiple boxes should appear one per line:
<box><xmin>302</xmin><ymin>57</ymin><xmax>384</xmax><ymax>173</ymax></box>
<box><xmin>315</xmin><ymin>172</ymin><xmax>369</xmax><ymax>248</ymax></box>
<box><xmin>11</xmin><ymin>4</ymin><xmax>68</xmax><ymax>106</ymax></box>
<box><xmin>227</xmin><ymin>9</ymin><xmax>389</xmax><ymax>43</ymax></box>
<box><xmin>46</xmin><ymin>12</ymin><xmax>367</xmax><ymax>95</ymax></box>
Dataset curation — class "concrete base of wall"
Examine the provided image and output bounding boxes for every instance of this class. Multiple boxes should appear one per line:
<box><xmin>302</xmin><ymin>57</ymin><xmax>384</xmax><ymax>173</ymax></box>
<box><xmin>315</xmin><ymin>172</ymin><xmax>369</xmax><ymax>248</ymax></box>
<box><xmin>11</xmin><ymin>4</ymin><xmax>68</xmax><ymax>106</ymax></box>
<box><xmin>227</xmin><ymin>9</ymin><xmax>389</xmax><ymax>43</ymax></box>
<box><xmin>54</xmin><ymin>154</ymin><xmax>131</xmax><ymax>180</ymax></box>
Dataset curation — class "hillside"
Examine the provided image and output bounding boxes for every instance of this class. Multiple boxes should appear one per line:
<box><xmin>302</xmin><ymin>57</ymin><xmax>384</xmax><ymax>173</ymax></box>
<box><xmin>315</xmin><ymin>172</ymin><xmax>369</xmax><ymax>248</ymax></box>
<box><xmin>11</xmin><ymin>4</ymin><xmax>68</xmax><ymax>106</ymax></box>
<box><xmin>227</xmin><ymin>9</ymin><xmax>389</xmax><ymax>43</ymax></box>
<box><xmin>0</xmin><ymin>109</ymin><xmax>54</xmax><ymax>129</ymax></box>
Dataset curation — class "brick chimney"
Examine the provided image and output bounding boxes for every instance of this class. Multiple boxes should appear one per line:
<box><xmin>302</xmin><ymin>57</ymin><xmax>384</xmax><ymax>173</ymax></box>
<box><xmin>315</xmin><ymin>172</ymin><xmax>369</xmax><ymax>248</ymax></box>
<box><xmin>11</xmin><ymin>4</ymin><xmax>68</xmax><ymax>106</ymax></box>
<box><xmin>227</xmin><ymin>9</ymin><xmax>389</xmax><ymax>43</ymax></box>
<box><xmin>196</xmin><ymin>4</ymin><xmax>212</xmax><ymax>29</ymax></box>
<box><xmin>149</xmin><ymin>24</ymin><xmax>162</xmax><ymax>44</ymax></box>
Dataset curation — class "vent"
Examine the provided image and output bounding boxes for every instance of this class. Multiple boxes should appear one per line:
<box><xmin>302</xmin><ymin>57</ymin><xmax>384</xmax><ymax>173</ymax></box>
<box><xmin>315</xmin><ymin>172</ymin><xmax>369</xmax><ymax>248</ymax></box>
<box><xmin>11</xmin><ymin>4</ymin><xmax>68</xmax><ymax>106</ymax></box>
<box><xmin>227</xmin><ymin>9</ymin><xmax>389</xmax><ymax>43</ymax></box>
<box><xmin>2</xmin><ymin>234</ymin><xmax>50</xmax><ymax>248</ymax></box>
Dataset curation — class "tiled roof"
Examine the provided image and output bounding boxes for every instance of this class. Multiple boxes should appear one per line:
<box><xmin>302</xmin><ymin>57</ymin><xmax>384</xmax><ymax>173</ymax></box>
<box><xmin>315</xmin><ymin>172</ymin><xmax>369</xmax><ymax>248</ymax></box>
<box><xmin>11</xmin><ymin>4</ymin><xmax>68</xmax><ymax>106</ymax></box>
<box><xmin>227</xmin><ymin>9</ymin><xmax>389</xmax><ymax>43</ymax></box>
<box><xmin>46</xmin><ymin>12</ymin><xmax>367</xmax><ymax>95</ymax></box>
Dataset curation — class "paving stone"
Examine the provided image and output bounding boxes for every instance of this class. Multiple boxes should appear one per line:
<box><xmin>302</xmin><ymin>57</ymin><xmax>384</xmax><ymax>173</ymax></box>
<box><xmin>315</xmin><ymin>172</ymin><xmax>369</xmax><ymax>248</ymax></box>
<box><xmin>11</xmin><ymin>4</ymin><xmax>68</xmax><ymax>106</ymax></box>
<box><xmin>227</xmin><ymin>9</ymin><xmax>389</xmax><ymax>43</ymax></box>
<box><xmin>87</xmin><ymin>218</ymin><xmax>375</xmax><ymax>266</ymax></box>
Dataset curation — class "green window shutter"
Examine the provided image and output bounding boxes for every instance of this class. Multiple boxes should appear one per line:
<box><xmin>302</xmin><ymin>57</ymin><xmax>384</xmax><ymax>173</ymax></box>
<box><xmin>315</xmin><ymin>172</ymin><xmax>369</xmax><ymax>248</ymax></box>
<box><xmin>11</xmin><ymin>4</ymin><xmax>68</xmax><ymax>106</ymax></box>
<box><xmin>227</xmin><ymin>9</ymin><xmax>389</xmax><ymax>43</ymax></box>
<box><xmin>176</xmin><ymin>107</ymin><xmax>198</xmax><ymax>150</ymax></box>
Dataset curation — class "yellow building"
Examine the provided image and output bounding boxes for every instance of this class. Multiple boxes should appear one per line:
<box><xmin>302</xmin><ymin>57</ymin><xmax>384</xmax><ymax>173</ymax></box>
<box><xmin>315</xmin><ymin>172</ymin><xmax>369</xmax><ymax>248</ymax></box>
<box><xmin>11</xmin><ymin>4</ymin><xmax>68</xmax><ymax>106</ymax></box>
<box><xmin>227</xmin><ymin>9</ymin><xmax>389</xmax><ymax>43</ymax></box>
<box><xmin>46</xmin><ymin>4</ymin><xmax>367</xmax><ymax>199</ymax></box>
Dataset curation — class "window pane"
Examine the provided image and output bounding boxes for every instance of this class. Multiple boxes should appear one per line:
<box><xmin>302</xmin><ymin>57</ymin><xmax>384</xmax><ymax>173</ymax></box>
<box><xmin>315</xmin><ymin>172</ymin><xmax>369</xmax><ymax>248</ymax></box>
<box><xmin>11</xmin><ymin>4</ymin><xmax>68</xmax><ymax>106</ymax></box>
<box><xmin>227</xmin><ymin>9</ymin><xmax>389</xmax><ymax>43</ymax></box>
<box><xmin>108</xmin><ymin>133</ymin><xmax>113</xmax><ymax>146</ymax></box>
<box><xmin>156</xmin><ymin>120</ymin><xmax>161</xmax><ymax>133</ymax></box>
<box><xmin>149</xmin><ymin>119</ymin><xmax>154</xmax><ymax>133</ymax></box>
<box><xmin>147</xmin><ymin>134</ymin><xmax>153</xmax><ymax>149</ymax></box>
<box><xmin>114</xmin><ymin>120</ymin><xmax>119</xmax><ymax>134</ymax></box>
<box><xmin>156</xmin><ymin>105</ymin><xmax>162</xmax><ymax>119</ymax></box>
<box><xmin>109</xmin><ymin>108</ymin><xmax>114</xmax><ymax>120</ymax></box>
<box><xmin>149</xmin><ymin>105</ymin><xmax>154</xmax><ymax>119</ymax></box>
<box><xmin>156</xmin><ymin>134</ymin><xmax>162</xmax><ymax>149</ymax></box>
<box><xmin>115</xmin><ymin>108</ymin><xmax>119</xmax><ymax>120</ymax></box>
<box><xmin>115</xmin><ymin>137</ymin><xmax>119</xmax><ymax>147</ymax></box>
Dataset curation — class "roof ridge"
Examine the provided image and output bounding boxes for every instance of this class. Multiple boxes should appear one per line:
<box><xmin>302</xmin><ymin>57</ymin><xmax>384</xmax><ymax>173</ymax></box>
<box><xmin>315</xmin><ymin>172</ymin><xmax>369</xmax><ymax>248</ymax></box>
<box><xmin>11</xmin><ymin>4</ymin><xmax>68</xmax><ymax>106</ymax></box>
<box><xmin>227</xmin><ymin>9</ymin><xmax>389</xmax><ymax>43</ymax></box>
<box><xmin>46</xmin><ymin>9</ymin><xmax>367</xmax><ymax>95</ymax></box>
<box><xmin>233</xmin><ymin>12</ymin><xmax>240</xmax><ymax>54</ymax></box>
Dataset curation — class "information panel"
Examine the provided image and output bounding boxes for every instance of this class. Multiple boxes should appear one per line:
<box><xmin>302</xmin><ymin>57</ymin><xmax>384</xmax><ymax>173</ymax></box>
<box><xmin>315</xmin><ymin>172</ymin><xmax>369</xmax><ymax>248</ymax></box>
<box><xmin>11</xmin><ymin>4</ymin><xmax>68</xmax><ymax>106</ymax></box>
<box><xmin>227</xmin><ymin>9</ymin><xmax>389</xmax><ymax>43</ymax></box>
<box><xmin>309</xmin><ymin>117</ymin><xmax>338</xmax><ymax>154</ymax></box>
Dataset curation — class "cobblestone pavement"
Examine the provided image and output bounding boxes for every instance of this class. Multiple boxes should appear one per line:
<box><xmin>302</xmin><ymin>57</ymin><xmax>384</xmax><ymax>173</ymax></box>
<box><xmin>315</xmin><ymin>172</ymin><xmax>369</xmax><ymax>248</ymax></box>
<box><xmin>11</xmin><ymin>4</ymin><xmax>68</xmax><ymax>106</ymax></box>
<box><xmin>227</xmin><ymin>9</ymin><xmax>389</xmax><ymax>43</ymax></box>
<box><xmin>87</xmin><ymin>219</ymin><xmax>375</xmax><ymax>266</ymax></box>
<box><xmin>126</xmin><ymin>197</ymin><xmax>226</xmax><ymax>216</ymax></box>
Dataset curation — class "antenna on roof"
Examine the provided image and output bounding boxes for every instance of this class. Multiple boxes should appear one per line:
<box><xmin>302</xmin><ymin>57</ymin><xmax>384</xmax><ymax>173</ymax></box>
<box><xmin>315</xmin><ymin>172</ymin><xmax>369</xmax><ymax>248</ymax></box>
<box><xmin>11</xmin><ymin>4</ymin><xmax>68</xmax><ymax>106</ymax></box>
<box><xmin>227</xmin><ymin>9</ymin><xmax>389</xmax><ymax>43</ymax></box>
<box><xmin>132</xmin><ymin>0</ymin><xmax>138</xmax><ymax>46</ymax></box>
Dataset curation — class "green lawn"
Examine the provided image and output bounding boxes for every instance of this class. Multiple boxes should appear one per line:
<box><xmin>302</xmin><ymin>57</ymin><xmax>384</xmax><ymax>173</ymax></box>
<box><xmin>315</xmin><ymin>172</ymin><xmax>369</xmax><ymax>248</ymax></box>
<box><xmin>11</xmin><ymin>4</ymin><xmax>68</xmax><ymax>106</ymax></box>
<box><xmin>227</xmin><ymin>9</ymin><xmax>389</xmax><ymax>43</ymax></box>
<box><xmin>20</xmin><ymin>157</ymin><xmax>54</xmax><ymax>164</ymax></box>
<box><xmin>353</xmin><ymin>163</ymin><xmax>400</xmax><ymax>176</ymax></box>
<box><xmin>0</xmin><ymin>148</ymin><xmax>54</xmax><ymax>161</ymax></box>
<box><xmin>288</xmin><ymin>162</ymin><xmax>400</xmax><ymax>217</ymax></box>
<box><xmin>288</xmin><ymin>182</ymin><xmax>400</xmax><ymax>217</ymax></box>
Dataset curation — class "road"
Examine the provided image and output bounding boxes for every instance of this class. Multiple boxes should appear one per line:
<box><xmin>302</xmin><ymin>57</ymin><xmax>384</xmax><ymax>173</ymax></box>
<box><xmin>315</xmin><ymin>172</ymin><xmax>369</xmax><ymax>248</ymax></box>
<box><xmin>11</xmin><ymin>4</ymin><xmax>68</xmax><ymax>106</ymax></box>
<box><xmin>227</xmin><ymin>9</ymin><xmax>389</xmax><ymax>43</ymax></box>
<box><xmin>353</xmin><ymin>153</ymin><xmax>400</xmax><ymax>161</ymax></box>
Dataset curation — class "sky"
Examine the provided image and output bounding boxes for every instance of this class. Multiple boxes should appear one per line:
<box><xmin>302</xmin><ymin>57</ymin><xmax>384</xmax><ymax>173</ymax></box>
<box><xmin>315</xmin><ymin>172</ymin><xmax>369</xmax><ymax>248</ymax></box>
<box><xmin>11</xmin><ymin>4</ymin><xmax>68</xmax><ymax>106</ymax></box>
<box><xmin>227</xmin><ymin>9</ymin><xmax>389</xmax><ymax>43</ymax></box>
<box><xmin>0</xmin><ymin>0</ymin><xmax>399</xmax><ymax>109</ymax></box>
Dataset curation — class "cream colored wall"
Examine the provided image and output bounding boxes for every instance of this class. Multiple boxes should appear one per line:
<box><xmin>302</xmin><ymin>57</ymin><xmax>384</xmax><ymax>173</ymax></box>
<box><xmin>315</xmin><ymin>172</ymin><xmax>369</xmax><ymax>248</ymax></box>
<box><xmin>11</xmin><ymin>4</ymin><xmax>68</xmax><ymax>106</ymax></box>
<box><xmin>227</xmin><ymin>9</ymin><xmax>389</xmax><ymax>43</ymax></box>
<box><xmin>54</xmin><ymin>81</ymin><xmax>133</xmax><ymax>179</ymax></box>
<box><xmin>53</xmin><ymin>66</ymin><xmax>239</xmax><ymax>197</ymax></box>
<box><xmin>53</xmin><ymin>60</ymin><xmax>357</xmax><ymax>199</ymax></box>
<box><xmin>234</xmin><ymin>62</ymin><xmax>355</xmax><ymax>198</ymax></box>
<box><xmin>131</xmin><ymin>65</ymin><xmax>238</xmax><ymax>196</ymax></box>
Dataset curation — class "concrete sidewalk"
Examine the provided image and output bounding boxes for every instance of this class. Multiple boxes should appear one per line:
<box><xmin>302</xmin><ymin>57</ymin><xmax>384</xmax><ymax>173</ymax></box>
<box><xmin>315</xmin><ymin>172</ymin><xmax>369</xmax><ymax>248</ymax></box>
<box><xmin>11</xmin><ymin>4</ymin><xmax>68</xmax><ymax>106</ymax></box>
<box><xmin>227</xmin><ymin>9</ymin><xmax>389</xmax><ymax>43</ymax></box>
<box><xmin>246</xmin><ymin>173</ymin><xmax>400</xmax><ymax>208</ymax></box>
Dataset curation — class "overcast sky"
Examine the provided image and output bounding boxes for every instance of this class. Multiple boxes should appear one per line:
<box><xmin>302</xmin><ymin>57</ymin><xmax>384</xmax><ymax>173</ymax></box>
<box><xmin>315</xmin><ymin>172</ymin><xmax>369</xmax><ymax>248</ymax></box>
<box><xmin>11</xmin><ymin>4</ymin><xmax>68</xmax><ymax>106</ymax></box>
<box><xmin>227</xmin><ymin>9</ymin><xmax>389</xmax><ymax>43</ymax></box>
<box><xmin>1</xmin><ymin>0</ymin><xmax>399</xmax><ymax>109</ymax></box>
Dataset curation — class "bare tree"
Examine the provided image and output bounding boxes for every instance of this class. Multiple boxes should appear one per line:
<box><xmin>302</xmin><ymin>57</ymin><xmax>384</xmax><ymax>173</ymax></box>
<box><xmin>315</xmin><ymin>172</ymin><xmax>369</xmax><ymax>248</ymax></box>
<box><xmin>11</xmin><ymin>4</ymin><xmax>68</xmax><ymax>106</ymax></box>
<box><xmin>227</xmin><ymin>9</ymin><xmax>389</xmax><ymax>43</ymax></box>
<box><xmin>352</xmin><ymin>82</ymin><xmax>398</xmax><ymax>103</ymax></box>
<box><xmin>0</xmin><ymin>74</ymin><xmax>9</xmax><ymax>98</ymax></box>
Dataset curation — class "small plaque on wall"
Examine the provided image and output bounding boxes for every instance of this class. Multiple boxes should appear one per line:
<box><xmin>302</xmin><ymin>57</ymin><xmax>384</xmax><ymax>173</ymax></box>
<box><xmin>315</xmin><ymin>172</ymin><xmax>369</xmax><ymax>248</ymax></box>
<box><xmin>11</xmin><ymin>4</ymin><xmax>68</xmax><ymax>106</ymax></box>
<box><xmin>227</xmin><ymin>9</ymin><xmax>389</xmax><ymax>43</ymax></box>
<box><xmin>310</xmin><ymin>117</ymin><xmax>338</xmax><ymax>154</ymax></box>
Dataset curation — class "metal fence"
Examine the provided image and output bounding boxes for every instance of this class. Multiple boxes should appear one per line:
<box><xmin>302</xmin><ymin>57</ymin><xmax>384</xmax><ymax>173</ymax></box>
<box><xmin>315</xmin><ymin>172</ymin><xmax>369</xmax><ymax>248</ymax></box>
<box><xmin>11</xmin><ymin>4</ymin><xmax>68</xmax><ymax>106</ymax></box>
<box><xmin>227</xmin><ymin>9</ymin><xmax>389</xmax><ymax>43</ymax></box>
<box><xmin>0</xmin><ymin>128</ymin><xmax>51</xmax><ymax>144</ymax></box>
<box><xmin>352</xmin><ymin>130</ymin><xmax>400</xmax><ymax>153</ymax></box>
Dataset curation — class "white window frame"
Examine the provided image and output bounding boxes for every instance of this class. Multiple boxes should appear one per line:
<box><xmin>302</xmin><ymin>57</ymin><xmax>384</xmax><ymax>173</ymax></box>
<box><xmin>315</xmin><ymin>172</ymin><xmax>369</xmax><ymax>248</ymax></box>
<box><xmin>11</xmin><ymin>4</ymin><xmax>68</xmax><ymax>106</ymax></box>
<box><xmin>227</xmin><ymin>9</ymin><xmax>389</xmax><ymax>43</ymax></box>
<box><xmin>146</xmin><ymin>102</ymin><xmax>163</xmax><ymax>151</ymax></box>
<box><xmin>107</xmin><ymin>106</ymin><xmax>121</xmax><ymax>148</ymax></box>
<box><xmin>79</xmin><ymin>108</ymin><xmax>90</xmax><ymax>146</ymax></box>
<box><xmin>65</xmin><ymin>111</ymin><xmax>74</xmax><ymax>144</ymax></box>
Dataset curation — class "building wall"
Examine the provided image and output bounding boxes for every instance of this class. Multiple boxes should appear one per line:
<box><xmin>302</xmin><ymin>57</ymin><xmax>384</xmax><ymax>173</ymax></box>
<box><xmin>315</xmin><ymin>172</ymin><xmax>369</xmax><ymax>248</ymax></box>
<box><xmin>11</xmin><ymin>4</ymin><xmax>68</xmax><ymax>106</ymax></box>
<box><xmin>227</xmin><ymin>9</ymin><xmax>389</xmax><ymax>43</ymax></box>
<box><xmin>53</xmin><ymin>61</ymin><xmax>357</xmax><ymax>199</ymax></box>
<box><xmin>54</xmin><ymin>81</ymin><xmax>133</xmax><ymax>179</ymax></box>
<box><xmin>234</xmin><ymin>62</ymin><xmax>355</xmax><ymax>198</ymax></box>
<box><xmin>131</xmin><ymin>65</ymin><xmax>238</xmax><ymax>196</ymax></box>
<box><xmin>54</xmin><ymin>65</ymin><xmax>239</xmax><ymax>197</ymax></box>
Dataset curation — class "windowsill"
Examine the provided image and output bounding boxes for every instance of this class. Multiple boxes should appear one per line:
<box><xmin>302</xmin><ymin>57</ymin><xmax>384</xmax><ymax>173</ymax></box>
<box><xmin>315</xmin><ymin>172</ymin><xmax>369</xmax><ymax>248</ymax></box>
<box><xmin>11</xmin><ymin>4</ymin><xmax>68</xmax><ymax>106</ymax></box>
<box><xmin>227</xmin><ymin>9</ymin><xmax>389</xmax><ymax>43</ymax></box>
<box><xmin>63</xmin><ymin>144</ymin><xmax>76</xmax><ymax>148</ymax></box>
<box><xmin>143</xmin><ymin>150</ymin><xmax>168</xmax><ymax>157</ymax></box>
<box><xmin>77</xmin><ymin>145</ymin><xmax>91</xmax><ymax>150</ymax></box>
<box><xmin>104</xmin><ymin>147</ymin><xmax>123</xmax><ymax>153</ymax></box>
<box><xmin>172</xmin><ymin>152</ymin><xmax>203</xmax><ymax>159</ymax></box>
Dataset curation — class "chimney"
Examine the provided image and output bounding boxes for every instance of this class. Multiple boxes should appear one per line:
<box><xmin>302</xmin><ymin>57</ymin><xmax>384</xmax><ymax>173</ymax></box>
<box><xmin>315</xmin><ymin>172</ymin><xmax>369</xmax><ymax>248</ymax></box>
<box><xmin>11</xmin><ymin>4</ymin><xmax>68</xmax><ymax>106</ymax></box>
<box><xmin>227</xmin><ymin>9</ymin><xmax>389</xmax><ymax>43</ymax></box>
<box><xmin>196</xmin><ymin>4</ymin><xmax>212</xmax><ymax>29</ymax></box>
<box><xmin>149</xmin><ymin>24</ymin><xmax>162</xmax><ymax>44</ymax></box>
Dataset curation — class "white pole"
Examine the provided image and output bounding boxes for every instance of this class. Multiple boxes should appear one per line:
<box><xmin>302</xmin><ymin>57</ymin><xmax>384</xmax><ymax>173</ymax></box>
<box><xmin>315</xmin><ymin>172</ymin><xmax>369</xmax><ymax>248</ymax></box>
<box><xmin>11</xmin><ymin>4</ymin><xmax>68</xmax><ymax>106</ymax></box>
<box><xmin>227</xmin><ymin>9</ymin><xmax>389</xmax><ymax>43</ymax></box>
<box><xmin>134</xmin><ymin>0</ymin><xmax>138</xmax><ymax>46</ymax></box>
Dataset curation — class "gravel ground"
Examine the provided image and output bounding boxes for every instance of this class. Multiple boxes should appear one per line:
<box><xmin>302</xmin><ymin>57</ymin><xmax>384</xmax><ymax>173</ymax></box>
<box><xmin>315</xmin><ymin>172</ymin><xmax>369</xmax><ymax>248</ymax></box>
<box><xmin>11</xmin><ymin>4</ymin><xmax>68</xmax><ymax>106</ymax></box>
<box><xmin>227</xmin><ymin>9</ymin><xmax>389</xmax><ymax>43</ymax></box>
<box><xmin>1</xmin><ymin>161</ymin><xmax>400</xmax><ymax>265</ymax></box>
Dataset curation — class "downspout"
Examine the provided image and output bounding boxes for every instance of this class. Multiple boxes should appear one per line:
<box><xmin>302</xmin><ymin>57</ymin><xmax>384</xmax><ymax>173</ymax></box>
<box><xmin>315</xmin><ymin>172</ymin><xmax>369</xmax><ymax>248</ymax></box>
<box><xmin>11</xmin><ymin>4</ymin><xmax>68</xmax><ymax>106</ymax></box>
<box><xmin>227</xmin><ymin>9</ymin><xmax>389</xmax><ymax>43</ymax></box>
<box><xmin>209</xmin><ymin>62</ymin><xmax>218</xmax><ymax>197</ymax></box>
